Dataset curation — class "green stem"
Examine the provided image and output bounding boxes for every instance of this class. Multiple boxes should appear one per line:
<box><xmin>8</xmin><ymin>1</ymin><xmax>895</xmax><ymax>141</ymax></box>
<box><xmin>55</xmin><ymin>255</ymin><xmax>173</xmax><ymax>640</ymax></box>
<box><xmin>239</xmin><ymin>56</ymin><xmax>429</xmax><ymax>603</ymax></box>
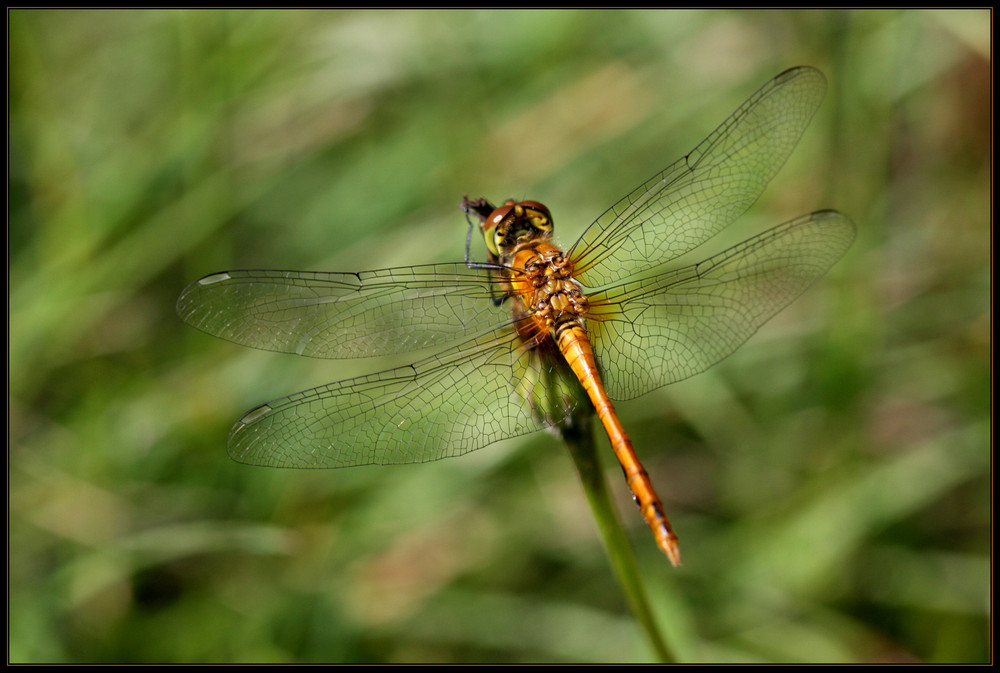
<box><xmin>559</xmin><ymin>413</ymin><xmax>676</xmax><ymax>663</ymax></box>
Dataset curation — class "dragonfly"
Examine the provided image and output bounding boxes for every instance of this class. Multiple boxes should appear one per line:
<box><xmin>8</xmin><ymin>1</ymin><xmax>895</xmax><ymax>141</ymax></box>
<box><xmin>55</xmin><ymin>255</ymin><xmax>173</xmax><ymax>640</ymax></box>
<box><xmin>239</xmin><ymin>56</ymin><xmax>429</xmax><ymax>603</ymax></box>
<box><xmin>177</xmin><ymin>66</ymin><xmax>855</xmax><ymax>566</ymax></box>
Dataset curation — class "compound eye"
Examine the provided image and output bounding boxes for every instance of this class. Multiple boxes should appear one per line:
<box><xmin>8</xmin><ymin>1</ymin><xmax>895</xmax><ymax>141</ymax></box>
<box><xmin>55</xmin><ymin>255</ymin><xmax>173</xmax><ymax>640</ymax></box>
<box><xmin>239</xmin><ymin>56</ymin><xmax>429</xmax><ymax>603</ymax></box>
<box><xmin>518</xmin><ymin>200</ymin><xmax>551</xmax><ymax>220</ymax></box>
<box><xmin>487</xmin><ymin>204</ymin><xmax>515</xmax><ymax>227</ymax></box>
<box><xmin>517</xmin><ymin>200</ymin><xmax>552</xmax><ymax>231</ymax></box>
<box><xmin>482</xmin><ymin>204</ymin><xmax>515</xmax><ymax>257</ymax></box>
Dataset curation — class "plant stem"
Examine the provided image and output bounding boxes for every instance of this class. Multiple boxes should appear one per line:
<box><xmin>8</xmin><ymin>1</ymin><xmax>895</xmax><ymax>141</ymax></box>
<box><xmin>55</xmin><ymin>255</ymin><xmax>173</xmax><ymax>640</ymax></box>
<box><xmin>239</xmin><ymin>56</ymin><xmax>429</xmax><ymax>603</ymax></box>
<box><xmin>559</xmin><ymin>413</ymin><xmax>676</xmax><ymax>663</ymax></box>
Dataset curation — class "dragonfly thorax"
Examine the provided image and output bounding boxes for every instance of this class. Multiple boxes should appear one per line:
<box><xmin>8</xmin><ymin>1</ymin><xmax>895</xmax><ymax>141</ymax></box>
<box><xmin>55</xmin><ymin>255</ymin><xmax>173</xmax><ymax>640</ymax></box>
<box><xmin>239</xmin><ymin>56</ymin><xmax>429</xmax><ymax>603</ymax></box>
<box><xmin>510</xmin><ymin>243</ymin><xmax>589</xmax><ymax>333</ymax></box>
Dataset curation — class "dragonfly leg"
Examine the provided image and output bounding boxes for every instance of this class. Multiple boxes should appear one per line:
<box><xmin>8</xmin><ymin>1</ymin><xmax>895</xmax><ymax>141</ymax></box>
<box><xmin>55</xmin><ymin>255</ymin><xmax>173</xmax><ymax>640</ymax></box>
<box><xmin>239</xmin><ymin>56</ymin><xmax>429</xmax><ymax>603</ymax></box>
<box><xmin>462</xmin><ymin>195</ymin><xmax>508</xmax><ymax>306</ymax></box>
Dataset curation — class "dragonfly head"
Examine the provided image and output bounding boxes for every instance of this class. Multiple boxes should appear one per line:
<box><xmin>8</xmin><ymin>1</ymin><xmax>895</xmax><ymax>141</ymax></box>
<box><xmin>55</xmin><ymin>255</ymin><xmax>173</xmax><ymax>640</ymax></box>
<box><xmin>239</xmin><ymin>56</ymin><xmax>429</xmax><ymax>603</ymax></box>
<box><xmin>482</xmin><ymin>200</ymin><xmax>554</xmax><ymax>258</ymax></box>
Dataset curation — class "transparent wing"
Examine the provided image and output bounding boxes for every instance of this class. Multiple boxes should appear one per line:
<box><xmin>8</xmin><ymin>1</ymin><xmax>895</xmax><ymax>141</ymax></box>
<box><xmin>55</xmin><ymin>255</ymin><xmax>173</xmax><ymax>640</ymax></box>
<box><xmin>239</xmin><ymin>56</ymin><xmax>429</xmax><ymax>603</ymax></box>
<box><xmin>569</xmin><ymin>66</ymin><xmax>828</xmax><ymax>288</ymax></box>
<box><xmin>585</xmin><ymin>211</ymin><xmax>855</xmax><ymax>401</ymax></box>
<box><xmin>227</xmin><ymin>325</ymin><xmax>579</xmax><ymax>468</ymax></box>
<box><xmin>176</xmin><ymin>264</ymin><xmax>508</xmax><ymax>359</ymax></box>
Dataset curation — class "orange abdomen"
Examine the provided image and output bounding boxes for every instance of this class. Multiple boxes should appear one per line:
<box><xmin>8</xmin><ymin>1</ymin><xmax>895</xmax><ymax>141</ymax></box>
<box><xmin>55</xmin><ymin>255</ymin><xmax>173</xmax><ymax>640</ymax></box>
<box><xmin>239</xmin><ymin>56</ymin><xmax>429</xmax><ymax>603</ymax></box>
<box><xmin>555</xmin><ymin>318</ymin><xmax>681</xmax><ymax>566</ymax></box>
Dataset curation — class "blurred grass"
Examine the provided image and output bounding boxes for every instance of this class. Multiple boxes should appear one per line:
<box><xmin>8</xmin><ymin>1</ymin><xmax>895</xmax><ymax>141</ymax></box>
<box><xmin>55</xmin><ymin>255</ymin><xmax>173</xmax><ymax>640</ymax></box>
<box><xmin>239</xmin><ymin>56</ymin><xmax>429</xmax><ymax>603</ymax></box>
<box><xmin>9</xmin><ymin>9</ymin><xmax>990</xmax><ymax>663</ymax></box>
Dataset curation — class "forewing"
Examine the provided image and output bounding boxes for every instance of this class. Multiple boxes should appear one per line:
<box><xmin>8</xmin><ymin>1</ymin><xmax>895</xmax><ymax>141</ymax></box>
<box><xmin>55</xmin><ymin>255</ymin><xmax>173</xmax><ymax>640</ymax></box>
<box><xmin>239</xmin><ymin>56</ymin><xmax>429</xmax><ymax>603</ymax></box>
<box><xmin>586</xmin><ymin>211</ymin><xmax>855</xmax><ymax>400</ymax></box>
<box><xmin>176</xmin><ymin>264</ymin><xmax>506</xmax><ymax>359</ymax></box>
<box><xmin>569</xmin><ymin>66</ymin><xmax>828</xmax><ymax>288</ymax></box>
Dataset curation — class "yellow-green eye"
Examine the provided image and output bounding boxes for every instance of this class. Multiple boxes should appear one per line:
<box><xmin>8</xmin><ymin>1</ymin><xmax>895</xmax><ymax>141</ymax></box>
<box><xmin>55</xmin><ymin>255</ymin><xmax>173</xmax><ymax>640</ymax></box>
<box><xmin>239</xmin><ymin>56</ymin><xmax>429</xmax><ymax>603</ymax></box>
<box><xmin>520</xmin><ymin>201</ymin><xmax>552</xmax><ymax>232</ymax></box>
<box><xmin>483</xmin><ymin>203</ymin><xmax>514</xmax><ymax>257</ymax></box>
<box><xmin>481</xmin><ymin>200</ymin><xmax>555</xmax><ymax>258</ymax></box>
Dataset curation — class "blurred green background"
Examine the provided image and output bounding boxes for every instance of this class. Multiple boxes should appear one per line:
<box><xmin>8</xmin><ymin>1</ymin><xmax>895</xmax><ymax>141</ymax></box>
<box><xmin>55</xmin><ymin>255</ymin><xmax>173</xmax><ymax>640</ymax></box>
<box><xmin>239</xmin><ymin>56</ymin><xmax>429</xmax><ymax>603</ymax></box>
<box><xmin>9</xmin><ymin>9</ymin><xmax>990</xmax><ymax>663</ymax></box>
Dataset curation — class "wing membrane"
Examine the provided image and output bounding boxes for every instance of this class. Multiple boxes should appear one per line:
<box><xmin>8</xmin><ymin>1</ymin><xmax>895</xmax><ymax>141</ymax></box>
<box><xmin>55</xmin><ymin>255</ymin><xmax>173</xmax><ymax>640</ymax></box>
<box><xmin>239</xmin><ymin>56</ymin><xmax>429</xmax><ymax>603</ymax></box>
<box><xmin>227</xmin><ymin>325</ymin><xmax>578</xmax><ymax>467</ymax></box>
<box><xmin>569</xmin><ymin>66</ymin><xmax>827</xmax><ymax>288</ymax></box>
<box><xmin>586</xmin><ymin>211</ymin><xmax>855</xmax><ymax>400</ymax></box>
<box><xmin>177</xmin><ymin>264</ymin><xmax>508</xmax><ymax>359</ymax></box>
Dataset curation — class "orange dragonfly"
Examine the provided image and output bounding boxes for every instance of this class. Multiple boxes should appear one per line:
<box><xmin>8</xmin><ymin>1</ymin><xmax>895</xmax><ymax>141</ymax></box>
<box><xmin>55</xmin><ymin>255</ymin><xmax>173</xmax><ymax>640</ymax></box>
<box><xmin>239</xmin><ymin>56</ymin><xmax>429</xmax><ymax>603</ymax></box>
<box><xmin>177</xmin><ymin>67</ymin><xmax>854</xmax><ymax>566</ymax></box>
